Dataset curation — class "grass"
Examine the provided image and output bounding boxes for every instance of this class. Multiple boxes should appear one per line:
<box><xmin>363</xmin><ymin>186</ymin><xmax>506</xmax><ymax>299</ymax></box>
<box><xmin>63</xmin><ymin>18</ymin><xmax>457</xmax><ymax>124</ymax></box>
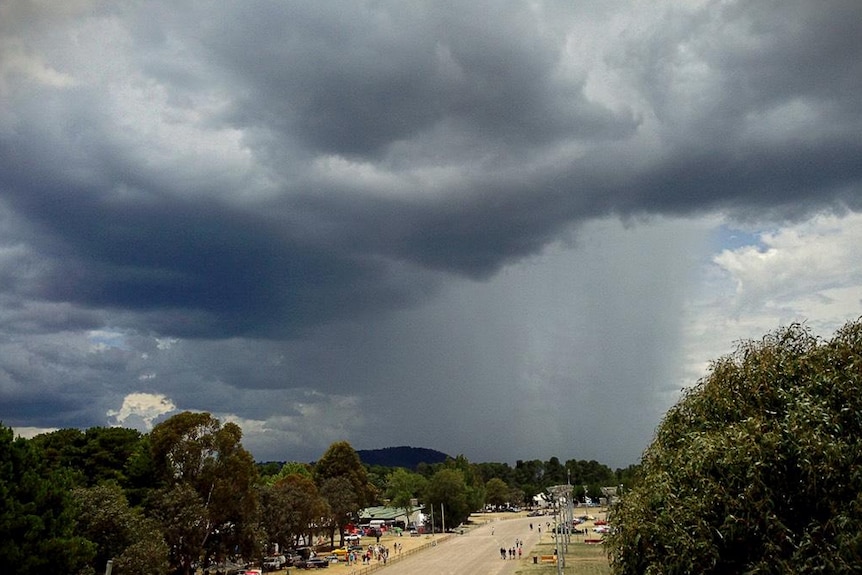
<box><xmin>517</xmin><ymin>540</ymin><xmax>611</xmax><ymax>575</ymax></box>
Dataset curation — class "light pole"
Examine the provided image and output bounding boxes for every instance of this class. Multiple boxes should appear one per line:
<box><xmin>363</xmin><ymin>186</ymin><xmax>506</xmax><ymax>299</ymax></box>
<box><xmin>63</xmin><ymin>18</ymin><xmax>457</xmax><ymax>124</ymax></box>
<box><xmin>548</xmin><ymin>484</ymin><xmax>571</xmax><ymax>575</ymax></box>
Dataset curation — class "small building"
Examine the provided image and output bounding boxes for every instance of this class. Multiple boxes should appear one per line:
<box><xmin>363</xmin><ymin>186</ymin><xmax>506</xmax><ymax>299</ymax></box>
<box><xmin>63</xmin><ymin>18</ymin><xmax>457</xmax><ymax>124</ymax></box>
<box><xmin>532</xmin><ymin>492</ymin><xmax>552</xmax><ymax>509</ymax></box>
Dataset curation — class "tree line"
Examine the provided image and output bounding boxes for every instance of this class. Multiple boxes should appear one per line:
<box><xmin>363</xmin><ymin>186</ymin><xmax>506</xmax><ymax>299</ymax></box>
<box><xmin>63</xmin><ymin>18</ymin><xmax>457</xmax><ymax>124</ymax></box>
<box><xmin>0</xmin><ymin>409</ymin><xmax>636</xmax><ymax>575</ymax></box>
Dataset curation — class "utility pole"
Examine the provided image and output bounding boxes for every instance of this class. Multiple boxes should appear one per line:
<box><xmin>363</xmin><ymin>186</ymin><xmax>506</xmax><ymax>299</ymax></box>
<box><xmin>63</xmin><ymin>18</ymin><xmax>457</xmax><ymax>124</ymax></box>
<box><xmin>548</xmin><ymin>484</ymin><xmax>571</xmax><ymax>575</ymax></box>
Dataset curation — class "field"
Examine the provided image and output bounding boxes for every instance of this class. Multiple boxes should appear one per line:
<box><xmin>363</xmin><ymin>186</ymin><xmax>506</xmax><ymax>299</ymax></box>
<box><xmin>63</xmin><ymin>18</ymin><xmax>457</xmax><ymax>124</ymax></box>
<box><xmin>513</xmin><ymin>507</ymin><xmax>612</xmax><ymax>575</ymax></box>
<box><xmin>516</xmin><ymin>539</ymin><xmax>611</xmax><ymax>575</ymax></box>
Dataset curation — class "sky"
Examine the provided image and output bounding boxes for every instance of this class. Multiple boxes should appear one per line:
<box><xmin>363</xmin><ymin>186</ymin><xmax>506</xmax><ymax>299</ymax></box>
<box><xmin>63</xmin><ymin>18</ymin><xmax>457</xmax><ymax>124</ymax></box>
<box><xmin>1</xmin><ymin>0</ymin><xmax>861</xmax><ymax>469</ymax></box>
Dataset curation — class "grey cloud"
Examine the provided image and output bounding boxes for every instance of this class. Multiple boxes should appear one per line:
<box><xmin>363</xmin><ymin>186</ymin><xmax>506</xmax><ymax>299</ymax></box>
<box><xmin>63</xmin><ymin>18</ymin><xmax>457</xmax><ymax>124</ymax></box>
<box><xmin>1</xmin><ymin>0</ymin><xmax>861</xmax><ymax>466</ymax></box>
<box><xmin>619</xmin><ymin>1</ymin><xmax>862</xmax><ymax>141</ymax></box>
<box><xmin>201</xmin><ymin>1</ymin><xmax>638</xmax><ymax>158</ymax></box>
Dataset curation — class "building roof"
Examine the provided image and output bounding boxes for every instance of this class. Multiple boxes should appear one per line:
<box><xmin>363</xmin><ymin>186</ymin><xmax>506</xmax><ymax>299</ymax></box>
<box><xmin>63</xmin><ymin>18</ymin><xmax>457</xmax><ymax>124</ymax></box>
<box><xmin>359</xmin><ymin>505</ymin><xmax>423</xmax><ymax>521</ymax></box>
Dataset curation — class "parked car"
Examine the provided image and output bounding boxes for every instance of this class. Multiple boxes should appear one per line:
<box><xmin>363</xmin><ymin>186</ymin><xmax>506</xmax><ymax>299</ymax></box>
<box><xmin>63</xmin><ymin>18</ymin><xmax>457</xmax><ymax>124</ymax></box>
<box><xmin>262</xmin><ymin>556</ymin><xmax>286</xmax><ymax>571</ymax></box>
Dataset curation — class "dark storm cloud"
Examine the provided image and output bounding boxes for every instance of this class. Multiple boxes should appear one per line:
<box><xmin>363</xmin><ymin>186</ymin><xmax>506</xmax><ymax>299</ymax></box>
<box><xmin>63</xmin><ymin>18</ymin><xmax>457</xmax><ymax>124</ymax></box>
<box><xmin>1</xmin><ymin>0</ymin><xmax>862</xmax><ymax>465</ymax></box>
<box><xmin>0</xmin><ymin>183</ymin><xmax>441</xmax><ymax>337</ymax></box>
<box><xmin>198</xmin><ymin>1</ymin><xmax>636</xmax><ymax>158</ymax></box>
<box><xmin>1</xmin><ymin>0</ymin><xmax>859</xmax><ymax>340</ymax></box>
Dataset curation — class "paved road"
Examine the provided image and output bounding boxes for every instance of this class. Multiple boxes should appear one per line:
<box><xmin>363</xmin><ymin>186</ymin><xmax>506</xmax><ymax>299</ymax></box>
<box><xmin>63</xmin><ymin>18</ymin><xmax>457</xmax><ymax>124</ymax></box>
<box><xmin>378</xmin><ymin>516</ymin><xmax>543</xmax><ymax>575</ymax></box>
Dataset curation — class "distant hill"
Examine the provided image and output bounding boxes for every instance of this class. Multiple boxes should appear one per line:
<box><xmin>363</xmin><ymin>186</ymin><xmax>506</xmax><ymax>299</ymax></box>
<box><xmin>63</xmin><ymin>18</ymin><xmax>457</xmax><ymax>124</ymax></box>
<box><xmin>357</xmin><ymin>446</ymin><xmax>449</xmax><ymax>469</ymax></box>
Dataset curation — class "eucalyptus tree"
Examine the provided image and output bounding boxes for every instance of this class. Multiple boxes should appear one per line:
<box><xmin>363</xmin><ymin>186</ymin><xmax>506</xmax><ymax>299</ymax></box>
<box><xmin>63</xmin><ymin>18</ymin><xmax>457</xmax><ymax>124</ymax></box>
<box><xmin>319</xmin><ymin>475</ymin><xmax>358</xmax><ymax>546</ymax></box>
<box><xmin>424</xmin><ymin>468</ymin><xmax>471</xmax><ymax>530</ymax></box>
<box><xmin>259</xmin><ymin>470</ymin><xmax>327</xmax><ymax>550</ymax></box>
<box><xmin>607</xmin><ymin>320</ymin><xmax>862</xmax><ymax>574</ymax></box>
<box><xmin>314</xmin><ymin>441</ymin><xmax>373</xmax><ymax>544</ymax></box>
<box><xmin>148</xmin><ymin>412</ymin><xmax>258</xmax><ymax>574</ymax></box>
<box><xmin>386</xmin><ymin>467</ymin><xmax>427</xmax><ymax>525</ymax></box>
<box><xmin>74</xmin><ymin>482</ymin><xmax>168</xmax><ymax>575</ymax></box>
<box><xmin>484</xmin><ymin>477</ymin><xmax>510</xmax><ymax>508</ymax></box>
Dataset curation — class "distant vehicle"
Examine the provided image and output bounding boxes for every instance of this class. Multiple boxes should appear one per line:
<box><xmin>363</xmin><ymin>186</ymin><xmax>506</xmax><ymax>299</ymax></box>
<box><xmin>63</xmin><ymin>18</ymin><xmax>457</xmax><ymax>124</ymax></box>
<box><xmin>305</xmin><ymin>558</ymin><xmax>329</xmax><ymax>569</ymax></box>
<box><xmin>344</xmin><ymin>533</ymin><xmax>361</xmax><ymax>542</ymax></box>
<box><xmin>593</xmin><ymin>525</ymin><xmax>611</xmax><ymax>533</ymax></box>
<box><xmin>262</xmin><ymin>556</ymin><xmax>286</xmax><ymax>571</ymax></box>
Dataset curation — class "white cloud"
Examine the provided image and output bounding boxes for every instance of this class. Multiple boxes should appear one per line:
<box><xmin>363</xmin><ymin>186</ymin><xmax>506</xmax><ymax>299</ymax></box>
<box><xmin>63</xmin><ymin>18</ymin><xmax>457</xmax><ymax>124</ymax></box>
<box><xmin>12</xmin><ymin>426</ymin><xmax>58</xmax><ymax>439</ymax></box>
<box><xmin>675</xmin><ymin>211</ymin><xmax>862</xmax><ymax>402</ymax></box>
<box><xmin>155</xmin><ymin>337</ymin><xmax>178</xmax><ymax>350</ymax></box>
<box><xmin>107</xmin><ymin>392</ymin><xmax>176</xmax><ymax>431</ymax></box>
<box><xmin>714</xmin><ymin>211</ymin><xmax>862</xmax><ymax>321</ymax></box>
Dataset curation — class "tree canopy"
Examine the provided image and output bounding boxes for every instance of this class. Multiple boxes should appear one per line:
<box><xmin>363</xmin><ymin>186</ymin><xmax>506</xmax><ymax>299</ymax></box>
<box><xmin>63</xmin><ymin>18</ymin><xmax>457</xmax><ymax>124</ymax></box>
<box><xmin>148</xmin><ymin>412</ymin><xmax>258</xmax><ymax>575</ymax></box>
<box><xmin>1</xmin><ymin>409</ymin><xmax>634</xmax><ymax>572</ymax></box>
<box><xmin>424</xmin><ymin>468</ymin><xmax>472</xmax><ymax>529</ymax></box>
<box><xmin>0</xmin><ymin>425</ymin><xmax>94</xmax><ymax>575</ymax></box>
<box><xmin>607</xmin><ymin>320</ymin><xmax>862</xmax><ymax>574</ymax></box>
<box><xmin>314</xmin><ymin>441</ymin><xmax>373</xmax><ymax>545</ymax></box>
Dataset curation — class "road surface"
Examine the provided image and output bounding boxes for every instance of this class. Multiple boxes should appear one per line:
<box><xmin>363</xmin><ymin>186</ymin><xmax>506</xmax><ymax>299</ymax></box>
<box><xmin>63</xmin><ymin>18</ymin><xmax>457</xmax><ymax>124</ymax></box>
<box><xmin>377</xmin><ymin>516</ymin><xmax>543</xmax><ymax>575</ymax></box>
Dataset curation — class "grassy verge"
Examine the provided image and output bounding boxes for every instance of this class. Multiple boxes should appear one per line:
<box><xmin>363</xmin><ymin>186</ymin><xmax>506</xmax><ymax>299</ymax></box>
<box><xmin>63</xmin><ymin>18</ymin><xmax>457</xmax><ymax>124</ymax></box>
<box><xmin>517</xmin><ymin>540</ymin><xmax>610</xmax><ymax>575</ymax></box>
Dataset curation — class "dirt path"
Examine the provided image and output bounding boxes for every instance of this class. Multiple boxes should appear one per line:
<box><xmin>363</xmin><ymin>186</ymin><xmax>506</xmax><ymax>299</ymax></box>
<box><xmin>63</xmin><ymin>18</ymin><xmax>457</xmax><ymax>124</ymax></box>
<box><xmin>370</xmin><ymin>515</ymin><xmax>541</xmax><ymax>575</ymax></box>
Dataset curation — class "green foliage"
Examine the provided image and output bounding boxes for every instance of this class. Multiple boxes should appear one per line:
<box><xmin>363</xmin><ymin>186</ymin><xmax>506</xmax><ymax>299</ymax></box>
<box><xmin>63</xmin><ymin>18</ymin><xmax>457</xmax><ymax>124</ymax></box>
<box><xmin>386</xmin><ymin>467</ymin><xmax>427</xmax><ymax>512</ymax></box>
<box><xmin>272</xmin><ymin>472</ymin><xmax>328</xmax><ymax>548</ymax></box>
<box><xmin>149</xmin><ymin>412</ymin><xmax>258</xmax><ymax>574</ymax></box>
<box><xmin>1</xmin><ymin>412</ymin><xmax>633</xmax><ymax>575</ymax></box>
<box><xmin>314</xmin><ymin>441</ymin><xmax>373</xmax><ymax>507</ymax></box>
<box><xmin>112</xmin><ymin>516</ymin><xmax>170</xmax><ymax>575</ymax></box>
<box><xmin>424</xmin><ymin>468</ymin><xmax>472</xmax><ymax>529</ymax></box>
<box><xmin>318</xmin><ymin>475</ymin><xmax>357</xmax><ymax>544</ymax></box>
<box><xmin>0</xmin><ymin>424</ymin><xmax>95</xmax><ymax>575</ymax></box>
<box><xmin>607</xmin><ymin>320</ymin><xmax>862</xmax><ymax>575</ymax></box>
<box><xmin>314</xmin><ymin>442</ymin><xmax>373</xmax><ymax>544</ymax></box>
<box><xmin>258</xmin><ymin>476</ymin><xmax>321</xmax><ymax>552</ymax></box>
<box><xmin>31</xmin><ymin>426</ymin><xmax>144</xmax><ymax>488</ymax></box>
<box><xmin>364</xmin><ymin>464</ymin><xmax>392</xmax><ymax>499</ymax></box>
<box><xmin>73</xmin><ymin>482</ymin><xmax>168</xmax><ymax>575</ymax></box>
<box><xmin>261</xmin><ymin>461</ymin><xmax>313</xmax><ymax>487</ymax></box>
<box><xmin>485</xmin><ymin>477</ymin><xmax>510</xmax><ymax>507</ymax></box>
<box><xmin>149</xmin><ymin>483</ymin><xmax>209</xmax><ymax>575</ymax></box>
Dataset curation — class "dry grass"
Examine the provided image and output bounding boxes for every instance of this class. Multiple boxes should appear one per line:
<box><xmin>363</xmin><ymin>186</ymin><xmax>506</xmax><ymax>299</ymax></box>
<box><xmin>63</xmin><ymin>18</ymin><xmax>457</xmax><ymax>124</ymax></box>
<box><xmin>518</xmin><ymin>535</ymin><xmax>611</xmax><ymax>575</ymax></box>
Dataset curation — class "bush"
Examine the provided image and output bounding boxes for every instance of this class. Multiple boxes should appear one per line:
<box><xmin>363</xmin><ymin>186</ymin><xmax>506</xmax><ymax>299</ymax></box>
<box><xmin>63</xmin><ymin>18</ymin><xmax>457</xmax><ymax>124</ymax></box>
<box><xmin>607</xmin><ymin>320</ymin><xmax>862</xmax><ymax>574</ymax></box>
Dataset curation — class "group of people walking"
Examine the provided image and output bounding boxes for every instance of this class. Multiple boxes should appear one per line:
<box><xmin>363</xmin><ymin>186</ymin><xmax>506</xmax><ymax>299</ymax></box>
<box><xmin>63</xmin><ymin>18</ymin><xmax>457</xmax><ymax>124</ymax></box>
<box><xmin>499</xmin><ymin>538</ymin><xmax>523</xmax><ymax>560</ymax></box>
<box><xmin>348</xmin><ymin>542</ymin><xmax>401</xmax><ymax>565</ymax></box>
